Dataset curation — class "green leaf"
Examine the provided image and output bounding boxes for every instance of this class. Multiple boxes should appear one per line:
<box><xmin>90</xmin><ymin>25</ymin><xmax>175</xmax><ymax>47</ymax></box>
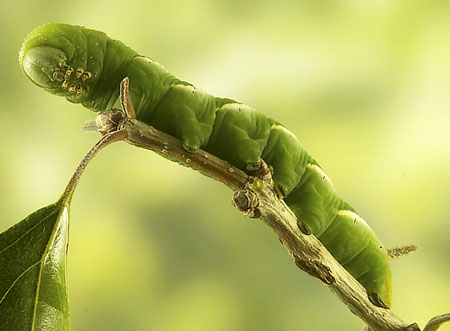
<box><xmin>0</xmin><ymin>197</ymin><xmax>70</xmax><ymax>331</ymax></box>
<box><xmin>0</xmin><ymin>130</ymin><xmax>125</xmax><ymax>331</ymax></box>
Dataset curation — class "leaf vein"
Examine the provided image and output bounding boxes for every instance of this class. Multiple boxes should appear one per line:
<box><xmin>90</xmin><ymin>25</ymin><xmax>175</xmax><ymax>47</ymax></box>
<box><xmin>0</xmin><ymin>208</ymin><xmax>59</xmax><ymax>256</ymax></box>
<box><xmin>0</xmin><ymin>260</ymin><xmax>41</xmax><ymax>305</ymax></box>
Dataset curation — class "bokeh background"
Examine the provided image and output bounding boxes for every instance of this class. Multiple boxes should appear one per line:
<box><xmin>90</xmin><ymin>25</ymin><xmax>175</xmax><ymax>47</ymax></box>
<box><xmin>1</xmin><ymin>0</ymin><xmax>449</xmax><ymax>330</ymax></box>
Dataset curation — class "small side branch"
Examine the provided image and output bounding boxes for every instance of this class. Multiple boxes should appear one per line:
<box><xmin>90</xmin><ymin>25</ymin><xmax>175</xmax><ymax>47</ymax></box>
<box><xmin>423</xmin><ymin>313</ymin><xmax>450</xmax><ymax>331</ymax></box>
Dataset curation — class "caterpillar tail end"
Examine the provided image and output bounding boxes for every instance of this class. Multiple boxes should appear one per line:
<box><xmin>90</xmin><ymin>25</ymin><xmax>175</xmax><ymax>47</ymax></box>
<box><xmin>366</xmin><ymin>269</ymin><xmax>392</xmax><ymax>309</ymax></box>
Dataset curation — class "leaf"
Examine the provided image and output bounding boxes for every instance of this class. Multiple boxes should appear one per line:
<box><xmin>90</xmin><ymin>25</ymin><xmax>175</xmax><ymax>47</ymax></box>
<box><xmin>0</xmin><ymin>130</ymin><xmax>125</xmax><ymax>331</ymax></box>
<box><xmin>0</xmin><ymin>197</ymin><xmax>70</xmax><ymax>331</ymax></box>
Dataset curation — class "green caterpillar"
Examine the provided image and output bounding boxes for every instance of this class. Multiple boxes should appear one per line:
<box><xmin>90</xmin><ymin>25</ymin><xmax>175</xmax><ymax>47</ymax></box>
<box><xmin>19</xmin><ymin>23</ymin><xmax>392</xmax><ymax>309</ymax></box>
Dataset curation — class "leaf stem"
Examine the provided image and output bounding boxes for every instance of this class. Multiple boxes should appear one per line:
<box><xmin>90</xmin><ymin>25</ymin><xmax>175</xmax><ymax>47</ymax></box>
<box><xmin>61</xmin><ymin>130</ymin><xmax>127</xmax><ymax>205</ymax></box>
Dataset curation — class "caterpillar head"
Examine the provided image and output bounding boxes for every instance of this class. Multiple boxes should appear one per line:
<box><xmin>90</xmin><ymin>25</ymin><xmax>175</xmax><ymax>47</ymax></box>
<box><xmin>19</xmin><ymin>23</ymin><xmax>106</xmax><ymax>104</ymax></box>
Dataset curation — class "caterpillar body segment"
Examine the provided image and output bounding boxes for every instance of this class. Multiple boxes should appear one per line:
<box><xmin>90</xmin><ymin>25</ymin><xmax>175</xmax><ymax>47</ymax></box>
<box><xmin>19</xmin><ymin>23</ymin><xmax>392</xmax><ymax>309</ymax></box>
<box><xmin>205</xmin><ymin>102</ymin><xmax>273</xmax><ymax>171</ymax></box>
<box><xmin>262</xmin><ymin>125</ymin><xmax>310</xmax><ymax>197</ymax></box>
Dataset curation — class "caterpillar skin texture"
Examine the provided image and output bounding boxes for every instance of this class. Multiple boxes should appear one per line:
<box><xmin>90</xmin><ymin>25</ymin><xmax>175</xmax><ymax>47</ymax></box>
<box><xmin>19</xmin><ymin>23</ymin><xmax>392</xmax><ymax>308</ymax></box>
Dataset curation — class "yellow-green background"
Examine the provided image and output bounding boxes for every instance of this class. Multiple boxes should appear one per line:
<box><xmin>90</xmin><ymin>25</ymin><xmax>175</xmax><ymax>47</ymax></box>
<box><xmin>1</xmin><ymin>0</ymin><xmax>449</xmax><ymax>330</ymax></box>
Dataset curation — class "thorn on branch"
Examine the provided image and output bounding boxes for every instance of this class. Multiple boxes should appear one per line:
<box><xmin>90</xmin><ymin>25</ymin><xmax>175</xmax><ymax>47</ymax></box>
<box><xmin>406</xmin><ymin>323</ymin><xmax>421</xmax><ymax>331</ymax></box>
<box><xmin>92</xmin><ymin>77</ymin><xmax>138</xmax><ymax>136</ymax></box>
<box><xmin>120</xmin><ymin>76</ymin><xmax>136</xmax><ymax>119</ymax></box>
<box><xmin>232</xmin><ymin>189</ymin><xmax>261</xmax><ymax>218</ymax></box>
<box><xmin>293</xmin><ymin>254</ymin><xmax>336</xmax><ymax>285</ymax></box>
<box><xmin>95</xmin><ymin>109</ymin><xmax>124</xmax><ymax>135</ymax></box>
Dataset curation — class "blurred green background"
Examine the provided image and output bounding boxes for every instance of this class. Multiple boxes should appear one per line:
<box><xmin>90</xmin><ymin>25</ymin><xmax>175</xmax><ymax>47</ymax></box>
<box><xmin>1</xmin><ymin>0</ymin><xmax>449</xmax><ymax>330</ymax></box>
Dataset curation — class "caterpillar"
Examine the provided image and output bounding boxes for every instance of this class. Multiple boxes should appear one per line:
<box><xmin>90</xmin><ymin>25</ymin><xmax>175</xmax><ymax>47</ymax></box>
<box><xmin>19</xmin><ymin>23</ymin><xmax>392</xmax><ymax>309</ymax></box>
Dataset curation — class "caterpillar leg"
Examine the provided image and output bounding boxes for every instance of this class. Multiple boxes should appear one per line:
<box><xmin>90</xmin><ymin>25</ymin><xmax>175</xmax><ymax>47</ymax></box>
<box><xmin>297</xmin><ymin>220</ymin><xmax>311</xmax><ymax>235</ymax></box>
<box><xmin>261</xmin><ymin>125</ymin><xmax>309</xmax><ymax>198</ymax></box>
<box><xmin>252</xmin><ymin>159</ymin><xmax>272</xmax><ymax>180</ymax></box>
<box><xmin>247</xmin><ymin>161</ymin><xmax>262</xmax><ymax>171</ymax></box>
<box><xmin>119</xmin><ymin>57</ymin><xmax>216</xmax><ymax>151</ymax></box>
<box><xmin>286</xmin><ymin>163</ymin><xmax>392</xmax><ymax>308</ymax></box>
<box><xmin>148</xmin><ymin>83</ymin><xmax>217</xmax><ymax>150</ymax></box>
<box><xmin>285</xmin><ymin>163</ymin><xmax>341</xmax><ymax>236</ymax></box>
<box><xmin>183</xmin><ymin>144</ymin><xmax>198</xmax><ymax>153</ymax></box>
<box><xmin>368</xmin><ymin>292</ymin><xmax>389</xmax><ymax>309</ymax></box>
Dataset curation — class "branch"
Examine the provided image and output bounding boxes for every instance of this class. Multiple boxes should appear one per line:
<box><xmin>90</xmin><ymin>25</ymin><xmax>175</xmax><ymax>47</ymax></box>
<box><xmin>121</xmin><ymin>117</ymin><xmax>413</xmax><ymax>331</ymax></box>
<box><xmin>90</xmin><ymin>78</ymin><xmax>448</xmax><ymax>331</ymax></box>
